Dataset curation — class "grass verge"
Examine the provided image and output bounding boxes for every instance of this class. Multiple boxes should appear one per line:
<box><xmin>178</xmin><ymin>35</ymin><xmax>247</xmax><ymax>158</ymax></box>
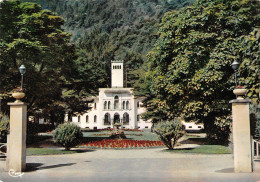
<box><xmin>27</xmin><ymin>148</ymin><xmax>77</xmax><ymax>156</ymax></box>
<box><xmin>163</xmin><ymin>145</ymin><xmax>232</xmax><ymax>154</ymax></box>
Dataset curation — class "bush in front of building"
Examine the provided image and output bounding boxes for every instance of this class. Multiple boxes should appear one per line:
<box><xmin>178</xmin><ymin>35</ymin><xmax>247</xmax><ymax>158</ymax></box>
<box><xmin>154</xmin><ymin>119</ymin><xmax>184</xmax><ymax>150</ymax></box>
<box><xmin>53</xmin><ymin>123</ymin><xmax>83</xmax><ymax>150</ymax></box>
<box><xmin>0</xmin><ymin>113</ymin><xmax>9</xmax><ymax>143</ymax></box>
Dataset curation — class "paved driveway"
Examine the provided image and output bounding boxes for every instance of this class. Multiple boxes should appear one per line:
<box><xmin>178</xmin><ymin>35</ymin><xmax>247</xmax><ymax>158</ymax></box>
<box><xmin>0</xmin><ymin>148</ymin><xmax>259</xmax><ymax>182</ymax></box>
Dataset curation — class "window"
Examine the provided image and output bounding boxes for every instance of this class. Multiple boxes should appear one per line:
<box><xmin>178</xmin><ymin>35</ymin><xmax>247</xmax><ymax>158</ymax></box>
<box><xmin>188</xmin><ymin>126</ymin><xmax>192</xmax><ymax>128</ymax></box>
<box><xmin>104</xmin><ymin>101</ymin><xmax>107</xmax><ymax>110</ymax></box>
<box><xmin>94</xmin><ymin>115</ymin><xmax>97</xmax><ymax>123</ymax></box>
<box><xmin>108</xmin><ymin>101</ymin><xmax>111</xmax><ymax>110</ymax></box>
<box><xmin>114</xmin><ymin>96</ymin><xmax>119</xmax><ymax>109</ymax></box>
<box><xmin>114</xmin><ymin>113</ymin><xmax>120</xmax><ymax>124</ymax></box>
<box><xmin>198</xmin><ymin>126</ymin><xmax>202</xmax><ymax>128</ymax></box>
<box><xmin>137</xmin><ymin>115</ymin><xmax>140</xmax><ymax>122</ymax></box>
<box><xmin>137</xmin><ymin>102</ymin><xmax>140</xmax><ymax>108</ymax></box>
<box><xmin>126</xmin><ymin>101</ymin><xmax>129</xmax><ymax>110</ymax></box>
<box><xmin>104</xmin><ymin>113</ymin><xmax>111</xmax><ymax>125</ymax></box>
<box><xmin>78</xmin><ymin>116</ymin><xmax>81</xmax><ymax>123</ymax></box>
<box><xmin>122</xmin><ymin>101</ymin><xmax>125</xmax><ymax>110</ymax></box>
<box><xmin>123</xmin><ymin>113</ymin><xmax>129</xmax><ymax>125</ymax></box>
<box><xmin>94</xmin><ymin>103</ymin><xmax>97</xmax><ymax>110</ymax></box>
<box><xmin>86</xmin><ymin>115</ymin><xmax>89</xmax><ymax>123</ymax></box>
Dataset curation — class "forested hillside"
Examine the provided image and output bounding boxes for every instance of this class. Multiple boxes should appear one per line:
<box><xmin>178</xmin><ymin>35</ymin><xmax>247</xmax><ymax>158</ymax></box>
<box><xmin>22</xmin><ymin>0</ymin><xmax>194</xmax><ymax>93</ymax></box>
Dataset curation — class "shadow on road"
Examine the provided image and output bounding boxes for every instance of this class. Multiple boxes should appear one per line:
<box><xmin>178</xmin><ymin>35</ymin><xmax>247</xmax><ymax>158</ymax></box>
<box><xmin>26</xmin><ymin>162</ymin><xmax>76</xmax><ymax>172</ymax></box>
<box><xmin>215</xmin><ymin>168</ymin><xmax>234</xmax><ymax>173</ymax></box>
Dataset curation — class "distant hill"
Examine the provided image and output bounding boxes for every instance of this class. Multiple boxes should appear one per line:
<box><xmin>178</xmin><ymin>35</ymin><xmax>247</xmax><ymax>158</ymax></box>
<box><xmin>23</xmin><ymin>0</ymin><xmax>194</xmax><ymax>41</ymax></box>
<box><xmin>22</xmin><ymin>0</ymin><xmax>195</xmax><ymax>91</ymax></box>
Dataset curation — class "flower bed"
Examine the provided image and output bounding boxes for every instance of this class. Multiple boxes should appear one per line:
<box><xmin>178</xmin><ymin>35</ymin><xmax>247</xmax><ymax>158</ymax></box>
<box><xmin>81</xmin><ymin>139</ymin><xmax>164</xmax><ymax>149</ymax></box>
<box><xmin>93</xmin><ymin>133</ymin><xmax>143</xmax><ymax>136</ymax></box>
<box><xmin>84</xmin><ymin>128</ymin><xmax>144</xmax><ymax>132</ymax></box>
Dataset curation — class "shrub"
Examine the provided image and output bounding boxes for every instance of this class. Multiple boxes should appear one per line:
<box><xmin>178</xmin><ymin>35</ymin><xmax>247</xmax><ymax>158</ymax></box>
<box><xmin>27</xmin><ymin>122</ymin><xmax>38</xmax><ymax>145</ymax></box>
<box><xmin>0</xmin><ymin>113</ymin><xmax>9</xmax><ymax>143</ymax></box>
<box><xmin>250</xmin><ymin>103</ymin><xmax>260</xmax><ymax>139</ymax></box>
<box><xmin>53</xmin><ymin>123</ymin><xmax>83</xmax><ymax>150</ymax></box>
<box><xmin>154</xmin><ymin>119</ymin><xmax>184</xmax><ymax>150</ymax></box>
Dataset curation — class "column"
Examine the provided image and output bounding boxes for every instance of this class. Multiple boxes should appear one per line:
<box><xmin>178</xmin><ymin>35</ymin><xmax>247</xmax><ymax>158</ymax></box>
<box><xmin>7</xmin><ymin>102</ymin><xmax>27</xmax><ymax>172</ymax></box>
<box><xmin>230</xmin><ymin>98</ymin><xmax>253</xmax><ymax>172</ymax></box>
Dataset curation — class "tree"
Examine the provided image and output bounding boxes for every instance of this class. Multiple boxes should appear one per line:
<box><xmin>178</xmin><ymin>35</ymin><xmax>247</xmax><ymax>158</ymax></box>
<box><xmin>146</xmin><ymin>0</ymin><xmax>259</xmax><ymax>143</ymax></box>
<box><xmin>22</xmin><ymin>0</ymin><xmax>195</xmax><ymax>91</ymax></box>
<box><xmin>154</xmin><ymin>119</ymin><xmax>183</xmax><ymax>150</ymax></box>
<box><xmin>53</xmin><ymin>123</ymin><xmax>83</xmax><ymax>150</ymax></box>
<box><xmin>0</xmin><ymin>0</ymin><xmax>82</xmax><ymax>122</ymax></box>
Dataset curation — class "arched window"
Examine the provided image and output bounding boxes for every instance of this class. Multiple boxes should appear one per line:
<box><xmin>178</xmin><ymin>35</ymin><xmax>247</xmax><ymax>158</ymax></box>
<box><xmin>114</xmin><ymin>96</ymin><xmax>119</xmax><ymax>109</ymax></box>
<box><xmin>78</xmin><ymin>116</ymin><xmax>81</xmax><ymax>123</ymax></box>
<box><xmin>104</xmin><ymin>113</ymin><xmax>111</xmax><ymax>125</ymax></box>
<box><xmin>122</xmin><ymin>101</ymin><xmax>125</xmax><ymax>110</ymax></box>
<box><xmin>126</xmin><ymin>101</ymin><xmax>129</xmax><ymax>110</ymax></box>
<box><xmin>86</xmin><ymin>115</ymin><xmax>89</xmax><ymax>123</ymax></box>
<box><xmin>123</xmin><ymin>113</ymin><xmax>129</xmax><ymax>125</ymax></box>
<box><xmin>108</xmin><ymin>101</ymin><xmax>111</xmax><ymax>110</ymax></box>
<box><xmin>104</xmin><ymin>101</ymin><xmax>107</xmax><ymax>110</ymax></box>
<box><xmin>94</xmin><ymin>115</ymin><xmax>97</xmax><ymax>123</ymax></box>
<box><xmin>114</xmin><ymin>113</ymin><xmax>120</xmax><ymax>124</ymax></box>
<box><xmin>137</xmin><ymin>101</ymin><xmax>140</xmax><ymax>108</ymax></box>
<box><xmin>94</xmin><ymin>103</ymin><xmax>97</xmax><ymax>110</ymax></box>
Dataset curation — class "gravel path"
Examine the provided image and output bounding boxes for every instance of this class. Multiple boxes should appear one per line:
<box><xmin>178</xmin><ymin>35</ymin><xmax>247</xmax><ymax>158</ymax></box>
<box><xmin>0</xmin><ymin>148</ymin><xmax>259</xmax><ymax>182</ymax></box>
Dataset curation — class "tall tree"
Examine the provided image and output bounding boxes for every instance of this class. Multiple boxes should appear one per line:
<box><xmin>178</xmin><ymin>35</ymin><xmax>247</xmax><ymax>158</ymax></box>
<box><xmin>146</xmin><ymin>0</ymin><xmax>259</xmax><ymax>143</ymax></box>
<box><xmin>22</xmin><ymin>0</ymin><xmax>195</xmax><ymax>90</ymax></box>
<box><xmin>0</xmin><ymin>0</ymin><xmax>83</xmax><ymax>123</ymax></box>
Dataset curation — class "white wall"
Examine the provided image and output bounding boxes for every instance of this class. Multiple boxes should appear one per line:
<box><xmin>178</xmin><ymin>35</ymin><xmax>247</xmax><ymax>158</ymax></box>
<box><xmin>135</xmin><ymin>98</ymin><xmax>152</xmax><ymax>129</ymax></box>
<box><xmin>111</xmin><ymin>61</ymin><xmax>124</xmax><ymax>88</ymax></box>
<box><xmin>182</xmin><ymin>121</ymin><xmax>204</xmax><ymax>131</ymax></box>
<box><xmin>71</xmin><ymin>89</ymin><xmax>153</xmax><ymax>130</ymax></box>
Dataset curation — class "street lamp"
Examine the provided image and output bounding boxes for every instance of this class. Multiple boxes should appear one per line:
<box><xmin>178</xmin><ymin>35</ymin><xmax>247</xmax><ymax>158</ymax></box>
<box><xmin>19</xmin><ymin>65</ymin><xmax>26</xmax><ymax>90</ymax></box>
<box><xmin>231</xmin><ymin>61</ymin><xmax>239</xmax><ymax>87</ymax></box>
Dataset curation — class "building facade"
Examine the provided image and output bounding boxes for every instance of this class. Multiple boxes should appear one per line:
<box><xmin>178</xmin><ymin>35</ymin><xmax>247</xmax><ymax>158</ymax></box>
<box><xmin>72</xmin><ymin>60</ymin><xmax>152</xmax><ymax>129</ymax></box>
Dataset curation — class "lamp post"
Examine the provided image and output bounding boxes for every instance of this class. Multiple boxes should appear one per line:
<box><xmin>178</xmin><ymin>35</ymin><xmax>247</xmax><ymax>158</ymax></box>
<box><xmin>231</xmin><ymin>61</ymin><xmax>239</xmax><ymax>87</ymax></box>
<box><xmin>19</xmin><ymin>65</ymin><xmax>26</xmax><ymax>89</ymax></box>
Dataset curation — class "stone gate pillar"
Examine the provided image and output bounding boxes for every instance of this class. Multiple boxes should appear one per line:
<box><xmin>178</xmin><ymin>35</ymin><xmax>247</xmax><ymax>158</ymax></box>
<box><xmin>230</xmin><ymin>89</ymin><xmax>253</xmax><ymax>173</ymax></box>
<box><xmin>7</xmin><ymin>102</ymin><xmax>27</xmax><ymax>172</ymax></box>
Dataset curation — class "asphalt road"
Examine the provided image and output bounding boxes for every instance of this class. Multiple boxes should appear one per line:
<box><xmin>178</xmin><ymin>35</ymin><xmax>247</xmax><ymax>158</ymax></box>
<box><xmin>0</xmin><ymin>148</ymin><xmax>259</xmax><ymax>182</ymax></box>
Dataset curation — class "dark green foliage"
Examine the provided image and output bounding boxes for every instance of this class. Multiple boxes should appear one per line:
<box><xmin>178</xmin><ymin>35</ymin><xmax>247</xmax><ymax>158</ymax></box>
<box><xmin>0</xmin><ymin>113</ymin><xmax>9</xmax><ymax>143</ymax></box>
<box><xmin>0</xmin><ymin>0</ymin><xmax>84</xmax><ymax>123</ymax></box>
<box><xmin>154</xmin><ymin>119</ymin><xmax>184</xmax><ymax>150</ymax></box>
<box><xmin>22</xmin><ymin>0</ymin><xmax>195</xmax><ymax>92</ymax></box>
<box><xmin>146</xmin><ymin>0</ymin><xmax>259</xmax><ymax>143</ymax></box>
<box><xmin>250</xmin><ymin>103</ymin><xmax>260</xmax><ymax>139</ymax></box>
<box><xmin>53</xmin><ymin>123</ymin><xmax>83</xmax><ymax>150</ymax></box>
<box><xmin>26</xmin><ymin>121</ymin><xmax>38</xmax><ymax>144</ymax></box>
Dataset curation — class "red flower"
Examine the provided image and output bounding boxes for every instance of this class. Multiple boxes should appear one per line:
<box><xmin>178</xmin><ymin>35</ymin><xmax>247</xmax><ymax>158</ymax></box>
<box><xmin>235</xmin><ymin>85</ymin><xmax>245</xmax><ymax>89</ymax></box>
<box><xmin>12</xmin><ymin>87</ymin><xmax>23</xmax><ymax>93</ymax></box>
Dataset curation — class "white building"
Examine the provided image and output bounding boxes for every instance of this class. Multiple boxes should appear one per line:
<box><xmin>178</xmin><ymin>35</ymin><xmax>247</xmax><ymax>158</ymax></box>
<box><xmin>72</xmin><ymin>60</ymin><xmax>152</xmax><ymax>129</ymax></box>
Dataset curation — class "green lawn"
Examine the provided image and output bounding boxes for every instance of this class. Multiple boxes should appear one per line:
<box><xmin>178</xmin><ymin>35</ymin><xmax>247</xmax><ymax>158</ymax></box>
<box><xmin>162</xmin><ymin>145</ymin><xmax>232</xmax><ymax>154</ymax></box>
<box><xmin>30</xmin><ymin>131</ymin><xmax>231</xmax><ymax>155</ymax></box>
<box><xmin>26</xmin><ymin>148</ymin><xmax>77</xmax><ymax>155</ymax></box>
<box><xmin>82</xmin><ymin>130</ymin><xmax>160</xmax><ymax>141</ymax></box>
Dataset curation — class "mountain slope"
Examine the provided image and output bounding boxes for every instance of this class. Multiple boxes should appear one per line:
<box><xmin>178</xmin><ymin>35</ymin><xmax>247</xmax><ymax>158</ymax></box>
<box><xmin>23</xmin><ymin>0</ymin><xmax>195</xmax><ymax>93</ymax></box>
